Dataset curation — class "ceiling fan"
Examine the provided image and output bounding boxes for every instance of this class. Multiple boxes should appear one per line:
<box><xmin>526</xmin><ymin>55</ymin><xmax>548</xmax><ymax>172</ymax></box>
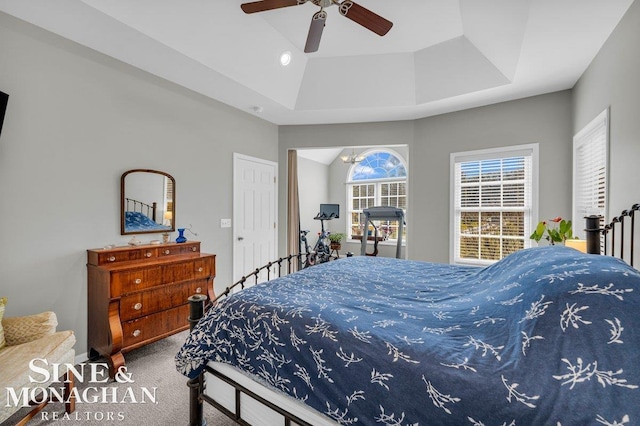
<box><xmin>240</xmin><ymin>0</ymin><xmax>393</xmax><ymax>53</ymax></box>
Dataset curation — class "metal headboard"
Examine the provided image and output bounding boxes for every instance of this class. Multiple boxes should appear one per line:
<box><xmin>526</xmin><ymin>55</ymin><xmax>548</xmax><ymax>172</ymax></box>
<box><xmin>585</xmin><ymin>203</ymin><xmax>640</xmax><ymax>267</ymax></box>
<box><xmin>125</xmin><ymin>197</ymin><xmax>158</xmax><ymax>222</ymax></box>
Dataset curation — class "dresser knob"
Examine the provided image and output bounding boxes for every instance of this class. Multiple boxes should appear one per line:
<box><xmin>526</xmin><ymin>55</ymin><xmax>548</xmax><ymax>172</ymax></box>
<box><xmin>134</xmin><ymin>278</ymin><xmax>142</xmax><ymax>284</ymax></box>
<box><xmin>132</xmin><ymin>329</ymin><xmax>141</xmax><ymax>337</ymax></box>
<box><xmin>195</xmin><ymin>287</ymin><xmax>202</xmax><ymax>293</ymax></box>
<box><xmin>134</xmin><ymin>303</ymin><xmax>142</xmax><ymax>310</ymax></box>
<box><xmin>192</xmin><ymin>247</ymin><xmax>197</xmax><ymax>252</ymax></box>
<box><xmin>145</xmin><ymin>252</ymin><xmax>152</xmax><ymax>258</ymax></box>
<box><xmin>198</xmin><ymin>267</ymin><xmax>203</xmax><ymax>272</ymax></box>
<box><xmin>165</xmin><ymin>249</ymin><xmax>170</xmax><ymax>255</ymax></box>
<box><xmin>108</xmin><ymin>256</ymin><xmax>116</xmax><ymax>262</ymax></box>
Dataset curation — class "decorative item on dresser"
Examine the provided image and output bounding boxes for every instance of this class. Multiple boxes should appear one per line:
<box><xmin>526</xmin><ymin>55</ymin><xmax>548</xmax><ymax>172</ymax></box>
<box><xmin>87</xmin><ymin>241</ymin><xmax>215</xmax><ymax>377</ymax></box>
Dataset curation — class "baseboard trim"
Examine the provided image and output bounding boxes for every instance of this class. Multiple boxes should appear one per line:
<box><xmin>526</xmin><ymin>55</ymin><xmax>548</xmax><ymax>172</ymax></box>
<box><xmin>74</xmin><ymin>352</ymin><xmax>88</xmax><ymax>365</ymax></box>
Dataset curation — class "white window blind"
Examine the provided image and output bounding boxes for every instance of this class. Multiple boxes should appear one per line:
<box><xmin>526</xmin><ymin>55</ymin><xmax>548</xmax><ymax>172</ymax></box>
<box><xmin>573</xmin><ymin>109</ymin><xmax>608</xmax><ymax>240</ymax></box>
<box><xmin>451</xmin><ymin>144</ymin><xmax>537</xmax><ymax>265</ymax></box>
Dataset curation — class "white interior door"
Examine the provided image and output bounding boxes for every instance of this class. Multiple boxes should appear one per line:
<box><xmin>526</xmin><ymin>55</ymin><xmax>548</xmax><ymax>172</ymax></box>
<box><xmin>233</xmin><ymin>153</ymin><xmax>277</xmax><ymax>287</ymax></box>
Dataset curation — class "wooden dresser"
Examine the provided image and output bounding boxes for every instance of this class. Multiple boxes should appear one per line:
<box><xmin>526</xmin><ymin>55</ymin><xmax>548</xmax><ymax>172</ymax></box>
<box><xmin>87</xmin><ymin>241</ymin><xmax>215</xmax><ymax>376</ymax></box>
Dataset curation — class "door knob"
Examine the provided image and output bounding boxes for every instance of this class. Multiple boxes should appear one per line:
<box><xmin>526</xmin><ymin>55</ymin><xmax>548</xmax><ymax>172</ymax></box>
<box><xmin>237</xmin><ymin>236</ymin><xmax>244</xmax><ymax>241</ymax></box>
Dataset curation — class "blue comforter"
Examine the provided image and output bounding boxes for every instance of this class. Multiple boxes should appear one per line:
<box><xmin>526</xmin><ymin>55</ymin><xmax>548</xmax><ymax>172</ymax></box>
<box><xmin>124</xmin><ymin>211</ymin><xmax>171</xmax><ymax>232</ymax></box>
<box><xmin>175</xmin><ymin>246</ymin><xmax>640</xmax><ymax>425</ymax></box>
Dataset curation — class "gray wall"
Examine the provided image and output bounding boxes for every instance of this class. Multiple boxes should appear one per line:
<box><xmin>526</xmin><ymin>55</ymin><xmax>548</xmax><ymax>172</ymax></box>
<box><xmin>0</xmin><ymin>13</ymin><xmax>278</xmax><ymax>357</ymax></box>
<box><xmin>573</xmin><ymin>0</ymin><xmax>640</xmax><ymax>218</ymax></box>
<box><xmin>297</xmin><ymin>156</ymin><xmax>328</xmax><ymax>237</ymax></box>
<box><xmin>413</xmin><ymin>91</ymin><xmax>573</xmax><ymax>263</ymax></box>
<box><xmin>280</xmin><ymin>92</ymin><xmax>573</xmax><ymax>263</ymax></box>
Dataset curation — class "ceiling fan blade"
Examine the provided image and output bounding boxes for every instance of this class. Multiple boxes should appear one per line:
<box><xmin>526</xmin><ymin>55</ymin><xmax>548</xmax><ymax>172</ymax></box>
<box><xmin>241</xmin><ymin>0</ymin><xmax>305</xmax><ymax>14</ymax></box>
<box><xmin>304</xmin><ymin>10</ymin><xmax>327</xmax><ymax>53</ymax></box>
<box><xmin>338</xmin><ymin>1</ymin><xmax>393</xmax><ymax>36</ymax></box>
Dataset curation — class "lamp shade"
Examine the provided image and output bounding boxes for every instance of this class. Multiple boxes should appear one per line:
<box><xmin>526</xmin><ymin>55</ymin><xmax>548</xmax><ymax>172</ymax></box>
<box><xmin>565</xmin><ymin>239</ymin><xmax>587</xmax><ymax>253</ymax></box>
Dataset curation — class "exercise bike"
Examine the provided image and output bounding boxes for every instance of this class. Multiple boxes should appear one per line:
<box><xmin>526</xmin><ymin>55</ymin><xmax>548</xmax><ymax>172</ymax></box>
<box><xmin>300</xmin><ymin>226</ymin><xmax>331</xmax><ymax>268</ymax></box>
<box><xmin>300</xmin><ymin>229</ymin><xmax>317</xmax><ymax>268</ymax></box>
<box><xmin>300</xmin><ymin>204</ymin><xmax>339</xmax><ymax>268</ymax></box>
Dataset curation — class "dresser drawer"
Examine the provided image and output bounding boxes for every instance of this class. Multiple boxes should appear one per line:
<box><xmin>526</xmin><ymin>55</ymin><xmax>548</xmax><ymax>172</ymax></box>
<box><xmin>87</xmin><ymin>242</ymin><xmax>202</xmax><ymax>267</ymax></box>
<box><xmin>121</xmin><ymin>304</ymin><xmax>190</xmax><ymax>348</ymax></box>
<box><xmin>160</xmin><ymin>257</ymin><xmax>214</xmax><ymax>283</ymax></box>
<box><xmin>91</xmin><ymin>247</ymin><xmax>157</xmax><ymax>266</ymax></box>
<box><xmin>120</xmin><ymin>280</ymin><xmax>209</xmax><ymax>321</ymax></box>
<box><xmin>158</xmin><ymin>242</ymin><xmax>200</xmax><ymax>257</ymax></box>
<box><xmin>110</xmin><ymin>256</ymin><xmax>214</xmax><ymax>297</ymax></box>
<box><xmin>111</xmin><ymin>267</ymin><xmax>162</xmax><ymax>296</ymax></box>
<box><xmin>193</xmin><ymin>257</ymin><xmax>214</xmax><ymax>278</ymax></box>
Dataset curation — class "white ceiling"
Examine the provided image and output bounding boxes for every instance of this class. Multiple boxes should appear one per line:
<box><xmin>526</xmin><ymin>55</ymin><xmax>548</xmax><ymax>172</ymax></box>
<box><xmin>0</xmin><ymin>0</ymin><xmax>634</xmax><ymax>125</ymax></box>
<box><xmin>297</xmin><ymin>148</ymin><xmax>345</xmax><ymax>165</ymax></box>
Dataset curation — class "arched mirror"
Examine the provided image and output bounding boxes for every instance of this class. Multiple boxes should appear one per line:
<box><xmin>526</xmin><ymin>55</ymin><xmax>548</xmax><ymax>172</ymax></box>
<box><xmin>121</xmin><ymin>169</ymin><xmax>175</xmax><ymax>235</ymax></box>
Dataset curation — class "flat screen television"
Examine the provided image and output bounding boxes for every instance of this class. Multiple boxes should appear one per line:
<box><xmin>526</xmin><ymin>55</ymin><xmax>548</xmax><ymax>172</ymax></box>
<box><xmin>0</xmin><ymin>91</ymin><xmax>8</xmax><ymax>137</ymax></box>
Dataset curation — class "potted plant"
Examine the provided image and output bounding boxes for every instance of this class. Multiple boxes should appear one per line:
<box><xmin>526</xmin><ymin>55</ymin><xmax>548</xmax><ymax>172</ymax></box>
<box><xmin>530</xmin><ymin>217</ymin><xmax>573</xmax><ymax>245</ymax></box>
<box><xmin>328</xmin><ymin>233</ymin><xmax>346</xmax><ymax>250</ymax></box>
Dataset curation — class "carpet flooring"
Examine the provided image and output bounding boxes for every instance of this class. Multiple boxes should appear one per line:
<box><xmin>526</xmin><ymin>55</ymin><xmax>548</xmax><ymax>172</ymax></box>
<box><xmin>4</xmin><ymin>331</ymin><xmax>236</xmax><ymax>426</ymax></box>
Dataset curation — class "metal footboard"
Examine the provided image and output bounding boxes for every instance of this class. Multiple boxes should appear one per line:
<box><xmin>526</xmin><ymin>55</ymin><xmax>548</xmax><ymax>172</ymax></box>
<box><xmin>212</xmin><ymin>253</ymin><xmax>307</xmax><ymax>304</ymax></box>
<box><xmin>186</xmin><ymin>252</ymin><xmax>337</xmax><ymax>426</ymax></box>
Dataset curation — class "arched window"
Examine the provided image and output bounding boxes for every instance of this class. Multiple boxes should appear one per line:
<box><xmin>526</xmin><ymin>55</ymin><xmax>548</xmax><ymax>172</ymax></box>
<box><xmin>347</xmin><ymin>150</ymin><xmax>407</xmax><ymax>242</ymax></box>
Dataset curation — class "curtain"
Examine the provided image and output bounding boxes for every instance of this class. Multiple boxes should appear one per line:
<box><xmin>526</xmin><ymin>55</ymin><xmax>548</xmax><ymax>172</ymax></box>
<box><xmin>287</xmin><ymin>150</ymin><xmax>301</xmax><ymax>269</ymax></box>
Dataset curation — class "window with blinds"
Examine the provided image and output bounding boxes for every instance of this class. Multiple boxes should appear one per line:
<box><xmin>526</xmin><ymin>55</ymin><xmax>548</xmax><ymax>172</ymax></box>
<box><xmin>573</xmin><ymin>109</ymin><xmax>608</xmax><ymax>241</ymax></box>
<box><xmin>451</xmin><ymin>144</ymin><xmax>538</xmax><ymax>265</ymax></box>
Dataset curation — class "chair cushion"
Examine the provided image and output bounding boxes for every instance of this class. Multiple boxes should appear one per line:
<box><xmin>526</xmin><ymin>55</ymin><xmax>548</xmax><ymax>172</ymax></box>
<box><xmin>3</xmin><ymin>311</ymin><xmax>58</xmax><ymax>346</ymax></box>
<box><xmin>0</xmin><ymin>330</ymin><xmax>76</xmax><ymax>423</ymax></box>
<box><xmin>0</xmin><ymin>297</ymin><xmax>6</xmax><ymax>349</ymax></box>
<box><xmin>0</xmin><ymin>330</ymin><xmax>75</xmax><ymax>387</ymax></box>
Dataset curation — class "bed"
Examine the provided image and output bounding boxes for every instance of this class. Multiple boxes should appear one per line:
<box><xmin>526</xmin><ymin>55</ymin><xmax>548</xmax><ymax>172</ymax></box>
<box><xmin>124</xmin><ymin>198</ymin><xmax>171</xmax><ymax>233</ymax></box>
<box><xmin>176</xmin><ymin>212</ymin><xmax>640</xmax><ymax>425</ymax></box>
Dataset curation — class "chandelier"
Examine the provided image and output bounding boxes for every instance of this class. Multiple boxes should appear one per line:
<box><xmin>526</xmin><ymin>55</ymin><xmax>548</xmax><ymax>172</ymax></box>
<box><xmin>341</xmin><ymin>149</ymin><xmax>365</xmax><ymax>164</ymax></box>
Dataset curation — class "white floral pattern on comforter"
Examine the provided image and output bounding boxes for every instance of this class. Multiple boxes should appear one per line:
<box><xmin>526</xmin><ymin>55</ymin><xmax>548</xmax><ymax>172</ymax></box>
<box><xmin>176</xmin><ymin>246</ymin><xmax>640</xmax><ymax>425</ymax></box>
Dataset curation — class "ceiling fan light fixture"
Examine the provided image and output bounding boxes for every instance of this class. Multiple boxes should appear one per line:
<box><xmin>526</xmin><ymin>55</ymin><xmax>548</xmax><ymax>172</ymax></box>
<box><xmin>240</xmin><ymin>0</ymin><xmax>392</xmax><ymax>54</ymax></box>
<box><xmin>280</xmin><ymin>51</ymin><xmax>292</xmax><ymax>66</ymax></box>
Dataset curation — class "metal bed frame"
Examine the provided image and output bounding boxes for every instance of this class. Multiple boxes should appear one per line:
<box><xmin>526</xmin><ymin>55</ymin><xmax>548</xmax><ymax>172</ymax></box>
<box><xmin>585</xmin><ymin>203</ymin><xmax>639</xmax><ymax>267</ymax></box>
<box><xmin>124</xmin><ymin>197</ymin><xmax>158</xmax><ymax>222</ymax></box>
<box><xmin>187</xmin><ymin>252</ymin><xmax>337</xmax><ymax>426</ymax></box>
<box><xmin>186</xmin><ymin>204</ymin><xmax>639</xmax><ymax>426</ymax></box>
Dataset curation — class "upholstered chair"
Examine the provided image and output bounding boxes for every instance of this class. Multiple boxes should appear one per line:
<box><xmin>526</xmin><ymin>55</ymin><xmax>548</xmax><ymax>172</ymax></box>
<box><xmin>0</xmin><ymin>303</ymin><xmax>76</xmax><ymax>425</ymax></box>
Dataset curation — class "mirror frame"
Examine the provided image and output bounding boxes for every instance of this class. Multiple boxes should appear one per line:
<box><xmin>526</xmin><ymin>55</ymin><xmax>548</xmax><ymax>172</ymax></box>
<box><xmin>120</xmin><ymin>169</ymin><xmax>176</xmax><ymax>235</ymax></box>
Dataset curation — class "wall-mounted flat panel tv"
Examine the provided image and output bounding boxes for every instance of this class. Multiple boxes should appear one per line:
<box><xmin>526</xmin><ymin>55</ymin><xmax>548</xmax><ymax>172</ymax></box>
<box><xmin>0</xmin><ymin>91</ymin><xmax>8</xmax><ymax>137</ymax></box>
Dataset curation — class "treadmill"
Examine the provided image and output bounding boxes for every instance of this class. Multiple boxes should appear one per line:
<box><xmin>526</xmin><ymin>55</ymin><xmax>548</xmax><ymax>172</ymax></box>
<box><xmin>360</xmin><ymin>206</ymin><xmax>405</xmax><ymax>259</ymax></box>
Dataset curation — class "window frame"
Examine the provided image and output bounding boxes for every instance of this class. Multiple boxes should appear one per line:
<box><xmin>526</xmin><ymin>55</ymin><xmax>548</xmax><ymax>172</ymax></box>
<box><xmin>572</xmin><ymin>108</ymin><xmax>609</xmax><ymax>241</ymax></box>
<box><xmin>346</xmin><ymin>149</ymin><xmax>408</xmax><ymax>244</ymax></box>
<box><xmin>450</xmin><ymin>143</ymin><xmax>539</xmax><ymax>266</ymax></box>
